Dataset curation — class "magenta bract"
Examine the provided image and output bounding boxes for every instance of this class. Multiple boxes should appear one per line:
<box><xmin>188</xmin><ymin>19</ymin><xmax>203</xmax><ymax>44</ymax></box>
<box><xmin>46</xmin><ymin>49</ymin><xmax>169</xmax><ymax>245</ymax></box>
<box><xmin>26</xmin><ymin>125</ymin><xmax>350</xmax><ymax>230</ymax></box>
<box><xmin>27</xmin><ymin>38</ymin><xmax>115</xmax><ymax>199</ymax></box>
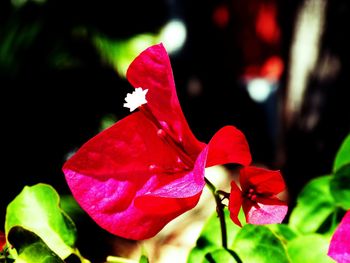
<box><xmin>63</xmin><ymin>44</ymin><xmax>251</xmax><ymax>240</ymax></box>
<box><xmin>328</xmin><ymin>210</ymin><xmax>350</xmax><ymax>263</ymax></box>
<box><xmin>229</xmin><ymin>166</ymin><xmax>288</xmax><ymax>226</ymax></box>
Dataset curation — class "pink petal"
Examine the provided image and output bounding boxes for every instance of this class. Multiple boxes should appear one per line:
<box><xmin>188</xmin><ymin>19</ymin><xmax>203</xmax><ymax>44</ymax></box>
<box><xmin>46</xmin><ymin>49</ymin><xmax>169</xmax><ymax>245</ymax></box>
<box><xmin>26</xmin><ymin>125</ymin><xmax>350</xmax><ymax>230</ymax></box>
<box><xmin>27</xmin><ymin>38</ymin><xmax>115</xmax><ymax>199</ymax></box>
<box><xmin>63</xmin><ymin>112</ymin><xmax>205</xmax><ymax>240</ymax></box>
<box><xmin>228</xmin><ymin>181</ymin><xmax>243</xmax><ymax>227</ymax></box>
<box><xmin>64</xmin><ymin>112</ymin><xmax>181</xmax><ymax>179</ymax></box>
<box><xmin>137</xmin><ymin>147</ymin><xmax>208</xmax><ymax>199</ymax></box>
<box><xmin>207</xmin><ymin>126</ymin><xmax>252</xmax><ymax>167</ymax></box>
<box><xmin>328</xmin><ymin>211</ymin><xmax>350</xmax><ymax>263</ymax></box>
<box><xmin>126</xmin><ymin>43</ymin><xmax>204</xmax><ymax>160</ymax></box>
<box><xmin>134</xmin><ymin>147</ymin><xmax>208</xmax><ymax>213</ymax></box>
<box><xmin>243</xmin><ymin>200</ymin><xmax>288</xmax><ymax>225</ymax></box>
<box><xmin>239</xmin><ymin>166</ymin><xmax>286</xmax><ymax>195</ymax></box>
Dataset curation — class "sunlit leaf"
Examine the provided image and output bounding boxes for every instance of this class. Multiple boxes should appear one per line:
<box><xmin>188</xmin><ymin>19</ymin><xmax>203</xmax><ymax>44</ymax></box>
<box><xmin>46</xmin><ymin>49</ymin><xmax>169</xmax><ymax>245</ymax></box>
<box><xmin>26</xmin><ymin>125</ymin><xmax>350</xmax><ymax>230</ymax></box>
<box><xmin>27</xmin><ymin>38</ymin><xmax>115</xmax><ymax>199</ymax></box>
<box><xmin>287</xmin><ymin>234</ymin><xmax>333</xmax><ymax>263</ymax></box>
<box><xmin>93</xmin><ymin>34</ymin><xmax>157</xmax><ymax>77</ymax></box>
<box><xmin>5</xmin><ymin>184</ymin><xmax>77</xmax><ymax>259</ymax></box>
<box><xmin>330</xmin><ymin>164</ymin><xmax>350</xmax><ymax>210</ymax></box>
<box><xmin>187</xmin><ymin>209</ymin><xmax>242</xmax><ymax>263</ymax></box>
<box><xmin>203</xmin><ymin>249</ymin><xmax>240</xmax><ymax>263</ymax></box>
<box><xmin>139</xmin><ymin>255</ymin><xmax>149</xmax><ymax>263</ymax></box>
<box><xmin>333</xmin><ymin>133</ymin><xmax>350</xmax><ymax>172</ymax></box>
<box><xmin>7</xmin><ymin>226</ymin><xmax>63</xmax><ymax>263</ymax></box>
<box><xmin>93</xmin><ymin>19</ymin><xmax>187</xmax><ymax>78</ymax></box>
<box><xmin>289</xmin><ymin>176</ymin><xmax>335</xmax><ymax>234</ymax></box>
<box><xmin>231</xmin><ymin>224</ymin><xmax>289</xmax><ymax>263</ymax></box>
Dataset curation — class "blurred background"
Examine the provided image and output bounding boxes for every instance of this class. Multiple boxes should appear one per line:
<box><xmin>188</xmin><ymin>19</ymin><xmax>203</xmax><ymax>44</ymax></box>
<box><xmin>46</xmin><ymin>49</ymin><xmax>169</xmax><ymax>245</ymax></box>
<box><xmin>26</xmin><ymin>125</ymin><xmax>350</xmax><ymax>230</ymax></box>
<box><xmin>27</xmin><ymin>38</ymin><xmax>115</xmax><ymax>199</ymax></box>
<box><xmin>1</xmin><ymin>0</ymin><xmax>350</xmax><ymax>261</ymax></box>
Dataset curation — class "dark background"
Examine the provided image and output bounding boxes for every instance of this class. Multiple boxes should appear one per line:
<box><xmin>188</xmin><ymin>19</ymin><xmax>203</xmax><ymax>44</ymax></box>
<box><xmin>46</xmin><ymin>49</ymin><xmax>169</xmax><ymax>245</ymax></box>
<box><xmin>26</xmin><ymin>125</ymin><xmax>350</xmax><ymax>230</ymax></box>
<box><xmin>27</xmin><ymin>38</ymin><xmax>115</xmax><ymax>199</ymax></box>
<box><xmin>1</xmin><ymin>0</ymin><xmax>350</xmax><ymax>261</ymax></box>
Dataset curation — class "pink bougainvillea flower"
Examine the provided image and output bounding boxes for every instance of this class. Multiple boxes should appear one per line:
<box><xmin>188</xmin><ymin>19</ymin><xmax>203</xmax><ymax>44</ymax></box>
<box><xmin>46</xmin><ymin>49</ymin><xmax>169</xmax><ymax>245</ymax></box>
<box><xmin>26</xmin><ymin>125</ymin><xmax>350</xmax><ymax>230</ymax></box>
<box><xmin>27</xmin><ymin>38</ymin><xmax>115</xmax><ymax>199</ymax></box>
<box><xmin>229</xmin><ymin>166</ymin><xmax>288</xmax><ymax>227</ymax></box>
<box><xmin>63</xmin><ymin>43</ymin><xmax>252</xmax><ymax>240</ymax></box>
<box><xmin>328</xmin><ymin>210</ymin><xmax>350</xmax><ymax>263</ymax></box>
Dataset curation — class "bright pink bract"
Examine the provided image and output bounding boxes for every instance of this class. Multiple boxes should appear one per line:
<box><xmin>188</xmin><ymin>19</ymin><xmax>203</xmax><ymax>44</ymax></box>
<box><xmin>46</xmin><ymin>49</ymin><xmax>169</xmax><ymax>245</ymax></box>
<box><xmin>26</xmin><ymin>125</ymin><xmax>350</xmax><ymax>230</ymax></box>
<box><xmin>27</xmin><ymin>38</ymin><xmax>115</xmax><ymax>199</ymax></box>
<box><xmin>63</xmin><ymin>43</ymin><xmax>251</xmax><ymax>240</ymax></box>
<box><xmin>328</xmin><ymin>210</ymin><xmax>350</xmax><ymax>263</ymax></box>
<box><xmin>229</xmin><ymin>166</ymin><xmax>288</xmax><ymax>226</ymax></box>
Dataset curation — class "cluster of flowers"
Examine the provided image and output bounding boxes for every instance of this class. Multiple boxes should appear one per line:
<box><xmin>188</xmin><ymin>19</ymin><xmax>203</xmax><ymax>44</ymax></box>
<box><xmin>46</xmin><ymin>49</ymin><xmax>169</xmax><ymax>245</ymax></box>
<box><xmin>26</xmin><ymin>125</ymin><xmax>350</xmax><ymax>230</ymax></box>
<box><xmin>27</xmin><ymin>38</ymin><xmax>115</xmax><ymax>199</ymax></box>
<box><xmin>63</xmin><ymin>44</ymin><xmax>288</xmax><ymax>240</ymax></box>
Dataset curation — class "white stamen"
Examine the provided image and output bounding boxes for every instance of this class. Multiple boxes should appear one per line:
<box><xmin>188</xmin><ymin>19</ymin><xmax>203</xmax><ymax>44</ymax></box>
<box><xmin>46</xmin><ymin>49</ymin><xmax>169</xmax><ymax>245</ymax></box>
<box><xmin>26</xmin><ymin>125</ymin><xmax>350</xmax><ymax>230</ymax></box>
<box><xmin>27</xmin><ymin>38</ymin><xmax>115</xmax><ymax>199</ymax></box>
<box><xmin>123</xmin><ymin>87</ymin><xmax>148</xmax><ymax>112</ymax></box>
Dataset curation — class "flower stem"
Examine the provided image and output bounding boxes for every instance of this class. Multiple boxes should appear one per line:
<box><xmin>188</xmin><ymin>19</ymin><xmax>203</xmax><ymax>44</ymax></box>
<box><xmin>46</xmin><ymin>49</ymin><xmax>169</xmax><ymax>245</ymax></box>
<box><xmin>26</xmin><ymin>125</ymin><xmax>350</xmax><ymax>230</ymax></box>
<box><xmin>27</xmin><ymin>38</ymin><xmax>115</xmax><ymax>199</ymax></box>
<box><xmin>204</xmin><ymin>177</ymin><xmax>228</xmax><ymax>249</ymax></box>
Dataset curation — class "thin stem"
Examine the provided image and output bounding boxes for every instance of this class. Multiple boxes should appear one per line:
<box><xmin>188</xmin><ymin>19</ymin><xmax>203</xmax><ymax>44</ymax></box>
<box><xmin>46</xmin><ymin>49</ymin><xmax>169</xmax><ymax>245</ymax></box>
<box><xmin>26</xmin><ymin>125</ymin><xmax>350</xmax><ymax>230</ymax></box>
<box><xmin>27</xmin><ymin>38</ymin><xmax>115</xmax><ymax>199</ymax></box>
<box><xmin>204</xmin><ymin>177</ymin><xmax>228</xmax><ymax>249</ymax></box>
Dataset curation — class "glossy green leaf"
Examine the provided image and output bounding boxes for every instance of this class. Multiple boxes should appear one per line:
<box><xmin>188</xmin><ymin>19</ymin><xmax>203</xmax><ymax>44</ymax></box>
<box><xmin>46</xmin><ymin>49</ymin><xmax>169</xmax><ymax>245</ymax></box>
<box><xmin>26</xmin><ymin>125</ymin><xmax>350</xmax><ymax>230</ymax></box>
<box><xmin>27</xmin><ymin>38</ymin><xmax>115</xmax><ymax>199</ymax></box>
<box><xmin>5</xmin><ymin>184</ymin><xmax>77</xmax><ymax>259</ymax></box>
<box><xmin>289</xmin><ymin>176</ymin><xmax>335</xmax><ymax>234</ymax></box>
<box><xmin>7</xmin><ymin>226</ymin><xmax>64</xmax><ymax>263</ymax></box>
<box><xmin>231</xmin><ymin>224</ymin><xmax>289</xmax><ymax>263</ymax></box>
<box><xmin>203</xmin><ymin>249</ymin><xmax>240</xmax><ymax>263</ymax></box>
<box><xmin>187</xmin><ymin>209</ymin><xmax>242</xmax><ymax>263</ymax></box>
<box><xmin>330</xmin><ymin>164</ymin><xmax>350</xmax><ymax>210</ymax></box>
<box><xmin>333</xmin><ymin>133</ymin><xmax>350</xmax><ymax>172</ymax></box>
<box><xmin>287</xmin><ymin>234</ymin><xmax>333</xmax><ymax>263</ymax></box>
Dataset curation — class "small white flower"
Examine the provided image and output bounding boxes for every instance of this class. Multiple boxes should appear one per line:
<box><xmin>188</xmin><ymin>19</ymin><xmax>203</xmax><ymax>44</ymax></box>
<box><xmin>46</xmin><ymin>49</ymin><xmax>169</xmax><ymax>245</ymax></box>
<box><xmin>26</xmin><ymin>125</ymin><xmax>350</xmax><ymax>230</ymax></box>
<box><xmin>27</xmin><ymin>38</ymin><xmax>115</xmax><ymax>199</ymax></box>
<box><xmin>123</xmin><ymin>87</ymin><xmax>148</xmax><ymax>112</ymax></box>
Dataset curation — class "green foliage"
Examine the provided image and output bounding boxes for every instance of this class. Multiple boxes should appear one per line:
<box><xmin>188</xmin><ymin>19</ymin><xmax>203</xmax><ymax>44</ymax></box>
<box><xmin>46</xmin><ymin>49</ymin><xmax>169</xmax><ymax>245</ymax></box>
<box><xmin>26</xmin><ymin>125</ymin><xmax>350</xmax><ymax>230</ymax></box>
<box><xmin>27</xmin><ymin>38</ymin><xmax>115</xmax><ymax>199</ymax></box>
<box><xmin>7</xmin><ymin>226</ymin><xmax>63</xmax><ymax>263</ymax></box>
<box><xmin>231</xmin><ymin>225</ymin><xmax>290</xmax><ymax>263</ymax></box>
<box><xmin>330</xmin><ymin>164</ymin><xmax>350</xmax><ymax>210</ymax></box>
<box><xmin>287</xmin><ymin>234</ymin><xmax>334</xmax><ymax>263</ymax></box>
<box><xmin>0</xmin><ymin>19</ymin><xmax>41</xmax><ymax>74</ymax></box>
<box><xmin>187</xmin><ymin>209</ymin><xmax>242</xmax><ymax>263</ymax></box>
<box><xmin>203</xmin><ymin>249</ymin><xmax>240</xmax><ymax>263</ymax></box>
<box><xmin>93</xmin><ymin>34</ymin><xmax>158</xmax><ymax>77</ymax></box>
<box><xmin>139</xmin><ymin>255</ymin><xmax>149</xmax><ymax>263</ymax></box>
<box><xmin>333</xmin><ymin>133</ymin><xmax>350</xmax><ymax>172</ymax></box>
<box><xmin>288</xmin><ymin>176</ymin><xmax>335</xmax><ymax>234</ymax></box>
<box><xmin>59</xmin><ymin>195</ymin><xmax>85</xmax><ymax>224</ymax></box>
<box><xmin>99</xmin><ymin>114</ymin><xmax>118</xmax><ymax>131</ymax></box>
<box><xmin>5</xmin><ymin>184</ymin><xmax>77</xmax><ymax>259</ymax></box>
<box><xmin>267</xmin><ymin>224</ymin><xmax>298</xmax><ymax>244</ymax></box>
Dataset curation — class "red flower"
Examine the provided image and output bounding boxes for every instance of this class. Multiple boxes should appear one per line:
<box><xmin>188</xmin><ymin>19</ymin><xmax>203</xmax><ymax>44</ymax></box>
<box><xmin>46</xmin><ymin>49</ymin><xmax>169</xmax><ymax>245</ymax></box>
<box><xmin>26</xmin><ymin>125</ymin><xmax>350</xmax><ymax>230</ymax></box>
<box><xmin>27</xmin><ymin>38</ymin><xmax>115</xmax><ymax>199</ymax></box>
<box><xmin>229</xmin><ymin>166</ymin><xmax>288</xmax><ymax>227</ymax></box>
<box><xmin>328</xmin><ymin>210</ymin><xmax>350</xmax><ymax>263</ymax></box>
<box><xmin>0</xmin><ymin>231</ymin><xmax>5</xmax><ymax>250</ymax></box>
<box><xmin>63</xmin><ymin>44</ymin><xmax>251</xmax><ymax>240</ymax></box>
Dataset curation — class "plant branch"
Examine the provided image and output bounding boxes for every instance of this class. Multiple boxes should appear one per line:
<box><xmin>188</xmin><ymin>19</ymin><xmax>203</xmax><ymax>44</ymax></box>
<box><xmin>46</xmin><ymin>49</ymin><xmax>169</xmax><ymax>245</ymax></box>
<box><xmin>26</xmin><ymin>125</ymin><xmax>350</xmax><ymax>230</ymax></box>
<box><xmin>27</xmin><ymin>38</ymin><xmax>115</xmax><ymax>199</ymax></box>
<box><xmin>204</xmin><ymin>177</ymin><xmax>228</xmax><ymax>249</ymax></box>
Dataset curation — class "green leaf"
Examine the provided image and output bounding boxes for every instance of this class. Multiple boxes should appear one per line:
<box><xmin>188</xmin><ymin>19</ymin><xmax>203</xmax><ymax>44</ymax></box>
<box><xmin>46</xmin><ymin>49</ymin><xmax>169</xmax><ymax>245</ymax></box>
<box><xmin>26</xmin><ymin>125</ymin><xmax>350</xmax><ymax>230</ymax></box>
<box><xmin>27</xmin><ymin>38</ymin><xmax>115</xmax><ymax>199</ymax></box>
<box><xmin>289</xmin><ymin>176</ymin><xmax>335</xmax><ymax>234</ymax></box>
<box><xmin>187</xmin><ymin>209</ymin><xmax>242</xmax><ymax>263</ymax></box>
<box><xmin>139</xmin><ymin>255</ymin><xmax>149</xmax><ymax>263</ymax></box>
<box><xmin>330</xmin><ymin>164</ymin><xmax>350</xmax><ymax>210</ymax></box>
<box><xmin>7</xmin><ymin>226</ymin><xmax>64</xmax><ymax>263</ymax></box>
<box><xmin>5</xmin><ymin>184</ymin><xmax>77</xmax><ymax>259</ymax></box>
<box><xmin>231</xmin><ymin>224</ymin><xmax>289</xmax><ymax>263</ymax></box>
<box><xmin>203</xmin><ymin>249</ymin><xmax>240</xmax><ymax>263</ymax></box>
<box><xmin>333</xmin><ymin>133</ymin><xmax>350</xmax><ymax>172</ymax></box>
<box><xmin>59</xmin><ymin>195</ymin><xmax>85</xmax><ymax>223</ymax></box>
<box><xmin>267</xmin><ymin>224</ymin><xmax>298</xmax><ymax>243</ymax></box>
<box><xmin>93</xmin><ymin>34</ymin><xmax>158</xmax><ymax>78</ymax></box>
<box><xmin>287</xmin><ymin>234</ymin><xmax>333</xmax><ymax>263</ymax></box>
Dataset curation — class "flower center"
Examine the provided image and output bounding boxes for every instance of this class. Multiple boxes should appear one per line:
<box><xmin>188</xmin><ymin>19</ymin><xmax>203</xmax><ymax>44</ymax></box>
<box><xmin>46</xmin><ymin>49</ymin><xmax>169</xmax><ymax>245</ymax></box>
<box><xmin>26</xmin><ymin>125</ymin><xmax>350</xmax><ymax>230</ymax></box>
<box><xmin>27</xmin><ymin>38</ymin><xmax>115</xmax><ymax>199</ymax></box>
<box><xmin>245</xmin><ymin>188</ymin><xmax>257</xmax><ymax>201</ymax></box>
